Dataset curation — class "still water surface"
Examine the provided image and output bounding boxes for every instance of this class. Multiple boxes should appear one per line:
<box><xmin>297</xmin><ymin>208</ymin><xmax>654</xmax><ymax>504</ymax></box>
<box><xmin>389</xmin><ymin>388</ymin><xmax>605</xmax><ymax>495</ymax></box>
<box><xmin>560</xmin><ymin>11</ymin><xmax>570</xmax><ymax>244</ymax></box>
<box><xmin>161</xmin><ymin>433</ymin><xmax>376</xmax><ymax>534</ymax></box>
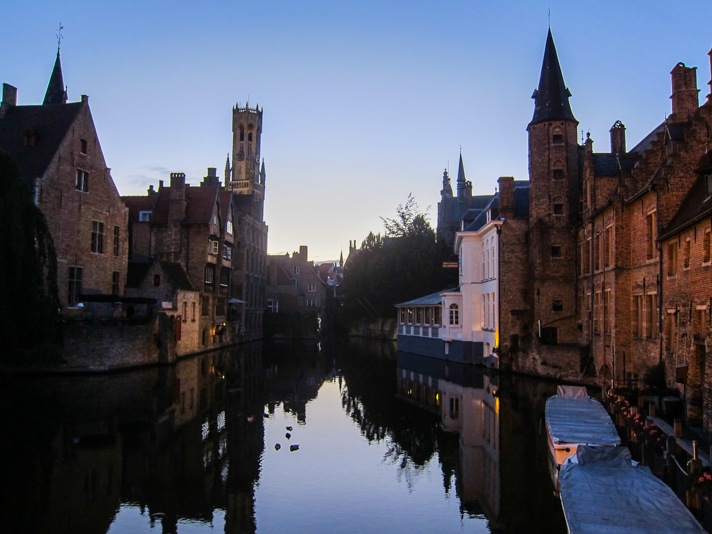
<box><xmin>0</xmin><ymin>338</ymin><xmax>566</xmax><ymax>533</ymax></box>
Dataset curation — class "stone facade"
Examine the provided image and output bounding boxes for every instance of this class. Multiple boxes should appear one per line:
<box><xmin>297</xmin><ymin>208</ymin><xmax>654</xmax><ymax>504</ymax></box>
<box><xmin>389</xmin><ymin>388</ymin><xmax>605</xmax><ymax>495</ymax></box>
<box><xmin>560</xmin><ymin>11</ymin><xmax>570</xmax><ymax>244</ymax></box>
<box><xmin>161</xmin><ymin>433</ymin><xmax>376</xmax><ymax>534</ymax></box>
<box><xmin>0</xmin><ymin>52</ymin><xmax>129</xmax><ymax>310</ymax></box>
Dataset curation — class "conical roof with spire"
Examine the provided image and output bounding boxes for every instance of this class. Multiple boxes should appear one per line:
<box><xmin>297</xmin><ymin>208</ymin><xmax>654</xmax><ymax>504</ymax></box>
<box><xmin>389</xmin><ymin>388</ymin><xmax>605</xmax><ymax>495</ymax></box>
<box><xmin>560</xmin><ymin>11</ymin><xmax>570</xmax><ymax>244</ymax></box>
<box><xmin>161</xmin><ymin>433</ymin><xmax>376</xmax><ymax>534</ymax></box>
<box><xmin>456</xmin><ymin>152</ymin><xmax>467</xmax><ymax>184</ymax></box>
<box><xmin>43</xmin><ymin>49</ymin><xmax>67</xmax><ymax>105</ymax></box>
<box><xmin>529</xmin><ymin>30</ymin><xmax>576</xmax><ymax>127</ymax></box>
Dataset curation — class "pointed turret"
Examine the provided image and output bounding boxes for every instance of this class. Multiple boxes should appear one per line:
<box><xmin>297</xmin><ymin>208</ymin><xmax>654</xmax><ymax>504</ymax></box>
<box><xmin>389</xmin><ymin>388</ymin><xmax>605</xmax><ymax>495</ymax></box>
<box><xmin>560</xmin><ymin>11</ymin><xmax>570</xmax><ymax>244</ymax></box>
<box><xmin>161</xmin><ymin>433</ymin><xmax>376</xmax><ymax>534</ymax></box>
<box><xmin>529</xmin><ymin>30</ymin><xmax>576</xmax><ymax>127</ymax></box>
<box><xmin>43</xmin><ymin>49</ymin><xmax>67</xmax><ymax>105</ymax></box>
<box><xmin>224</xmin><ymin>153</ymin><xmax>231</xmax><ymax>184</ymax></box>
<box><xmin>456</xmin><ymin>152</ymin><xmax>471</xmax><ymax>202</ymax></box>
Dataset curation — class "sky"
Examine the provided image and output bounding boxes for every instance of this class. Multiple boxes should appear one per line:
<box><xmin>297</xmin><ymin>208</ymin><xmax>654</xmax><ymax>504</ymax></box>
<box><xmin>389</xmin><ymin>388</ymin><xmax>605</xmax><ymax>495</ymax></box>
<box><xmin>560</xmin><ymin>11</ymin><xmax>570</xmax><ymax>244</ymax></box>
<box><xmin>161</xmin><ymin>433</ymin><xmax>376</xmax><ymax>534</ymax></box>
<box><xmin>1</xmin><ymin>2</ymin><xmax>711</xmax><ymax>262</ymax></box>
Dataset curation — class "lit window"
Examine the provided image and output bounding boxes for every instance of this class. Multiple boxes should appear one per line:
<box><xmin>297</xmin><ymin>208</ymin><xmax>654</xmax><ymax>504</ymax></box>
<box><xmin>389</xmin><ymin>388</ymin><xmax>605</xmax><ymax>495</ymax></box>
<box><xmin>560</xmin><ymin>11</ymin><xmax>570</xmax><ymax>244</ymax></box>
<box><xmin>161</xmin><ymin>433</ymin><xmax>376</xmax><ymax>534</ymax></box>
<box><xmin>226</xmin><ymin>220</ymin><xmax>233</xmax><ymax>235</ymax></box>
<box><xmin>91</xmin><ymin>221</ymin><xmax>104</xmax><ymax>253</ymax></box>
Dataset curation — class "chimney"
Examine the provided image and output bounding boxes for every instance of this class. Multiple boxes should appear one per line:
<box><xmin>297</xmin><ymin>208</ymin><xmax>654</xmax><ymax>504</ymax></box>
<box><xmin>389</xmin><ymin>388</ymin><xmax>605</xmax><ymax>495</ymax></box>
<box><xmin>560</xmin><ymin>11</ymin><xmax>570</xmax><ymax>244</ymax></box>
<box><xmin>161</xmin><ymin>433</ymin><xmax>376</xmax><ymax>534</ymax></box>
<box><xmin>670</xmin><ymin>62</ymin><xmax>699</xmax><ymax>121</ymax></box>
<box><xmin>201</xmin><ymin>166</ymin><xmax>221</xmax><ymax>187</ymax></box>
<box><xmin>299</xmin><ymin>245</ymin><xmax>308</xmax><ymax>262</ymax></box>
<box><xmin>0</xmin><ymin>83</ymin><xmax>17</xmax><ymax>118</ymax></box>
<box><xmin>168</xmin><ymin>172</ymin><xmax>187</xmax><ymax>222</ymax></box>
<box><xmin>498</xmin><ymin>176</ymin><xmax>515</xmax><ymax>219</ymax></box>
<box><xmin>610</xmin><ymin>120</ymin><xmax>626</xmax><ymax>155</ymax></box>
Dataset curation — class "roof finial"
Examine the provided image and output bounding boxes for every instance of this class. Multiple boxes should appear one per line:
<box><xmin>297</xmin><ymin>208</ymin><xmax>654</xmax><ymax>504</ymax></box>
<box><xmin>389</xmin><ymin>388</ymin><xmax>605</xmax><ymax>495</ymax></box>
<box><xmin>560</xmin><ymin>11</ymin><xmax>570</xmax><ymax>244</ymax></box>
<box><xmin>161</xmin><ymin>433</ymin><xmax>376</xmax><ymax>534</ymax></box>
<box><xmin>548</xmin><ymin>7</ymin><xmax>551</xmax><ymax>29</ymax></box>
<box><xmin>56</xmin><ymin>22</ymin><xmax>64</xmax><ymax>50</ymax></box>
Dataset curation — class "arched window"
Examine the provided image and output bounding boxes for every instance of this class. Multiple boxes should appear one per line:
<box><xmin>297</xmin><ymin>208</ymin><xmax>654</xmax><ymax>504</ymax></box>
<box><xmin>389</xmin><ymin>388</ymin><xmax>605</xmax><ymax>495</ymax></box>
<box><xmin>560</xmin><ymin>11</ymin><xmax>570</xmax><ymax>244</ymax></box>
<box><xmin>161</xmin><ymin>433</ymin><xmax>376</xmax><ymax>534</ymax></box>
<box><xmin>239</xmin><ymin>126</ymin><xmax>245</xmax><ymax>142</ymax></box>
<box><xmin>449</xmin><ymin>304</ymin><xmax>459</xmax><ymax>326</ymax></box>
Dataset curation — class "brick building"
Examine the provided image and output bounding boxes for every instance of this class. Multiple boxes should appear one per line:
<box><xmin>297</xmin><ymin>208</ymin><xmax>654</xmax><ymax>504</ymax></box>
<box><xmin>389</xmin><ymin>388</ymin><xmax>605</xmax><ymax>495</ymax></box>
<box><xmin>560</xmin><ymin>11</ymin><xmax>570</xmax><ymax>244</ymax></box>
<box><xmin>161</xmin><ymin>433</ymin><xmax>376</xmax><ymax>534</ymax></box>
<box><xmin>0</xmin><ymin>50</ymin><xmax>128</xmax><ymax>310</ymax></box>
<box><xmin>124</xmin><ymin>169</ymin><xmax>238</xmax><ymax>350</ymax></box>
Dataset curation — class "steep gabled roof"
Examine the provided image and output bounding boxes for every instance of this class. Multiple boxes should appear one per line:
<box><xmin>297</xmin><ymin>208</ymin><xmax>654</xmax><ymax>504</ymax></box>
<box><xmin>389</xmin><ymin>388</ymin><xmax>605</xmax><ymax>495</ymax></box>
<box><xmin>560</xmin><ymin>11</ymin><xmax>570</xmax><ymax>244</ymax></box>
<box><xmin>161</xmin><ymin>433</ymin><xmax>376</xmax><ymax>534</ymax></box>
<box><xmin>0</xmin><ymin>102</ymin><xmax>83</xmax><ymax>180</ymax></box>
<box><xmin>660</xmin><ymin>157</ymin><xmax>712</xmax><ymax>240</ymax></box>
<box><xmin>529</xmin><ymin>30</ymin><xmax>577</xmax><ymax>127</ymax></box>
<box><xmin>151</xmin><ymin>185</ymin><xmax>221</xmax><ymax>225</ymax></box>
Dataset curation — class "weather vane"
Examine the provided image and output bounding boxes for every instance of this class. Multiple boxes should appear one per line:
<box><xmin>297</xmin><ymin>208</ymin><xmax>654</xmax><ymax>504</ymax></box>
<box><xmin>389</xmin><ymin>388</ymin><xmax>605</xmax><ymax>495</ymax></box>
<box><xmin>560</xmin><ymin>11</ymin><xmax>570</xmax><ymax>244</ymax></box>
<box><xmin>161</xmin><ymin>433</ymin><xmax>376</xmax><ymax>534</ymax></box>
<box><xmin>56</xmin><ymin>22</ymin><xmax>64</xmax><ymax>49</ymax></box>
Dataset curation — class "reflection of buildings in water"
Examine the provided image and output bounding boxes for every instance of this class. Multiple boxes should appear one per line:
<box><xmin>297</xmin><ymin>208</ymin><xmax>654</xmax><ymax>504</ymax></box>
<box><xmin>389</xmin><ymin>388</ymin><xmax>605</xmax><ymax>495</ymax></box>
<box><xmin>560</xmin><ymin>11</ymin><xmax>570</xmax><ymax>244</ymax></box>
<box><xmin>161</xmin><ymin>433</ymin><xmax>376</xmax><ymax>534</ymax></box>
<box><xmin>396</xmin><ymin>353</ymin><xmax>501</xmax><ymax>524</ymax></box>
<box><xmin>0</xmin><ymin>345</ymin><xmax>265</xmax><ymax>533</ymax></box>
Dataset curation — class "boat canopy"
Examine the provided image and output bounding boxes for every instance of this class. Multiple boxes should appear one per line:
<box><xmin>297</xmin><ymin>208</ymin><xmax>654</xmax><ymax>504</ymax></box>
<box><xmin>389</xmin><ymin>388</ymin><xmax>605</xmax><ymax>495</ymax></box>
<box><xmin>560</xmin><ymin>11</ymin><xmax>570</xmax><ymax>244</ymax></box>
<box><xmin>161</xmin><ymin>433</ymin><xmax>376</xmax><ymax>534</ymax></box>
<box><xmin>559</xmin><ymin>446</ymin><xmax>705</xmax><ymax>533</ymax></box>
<box><xmin>545</xmin><ymin>395</ymin><xmax>620</xmax><ymax>446</ymax></box>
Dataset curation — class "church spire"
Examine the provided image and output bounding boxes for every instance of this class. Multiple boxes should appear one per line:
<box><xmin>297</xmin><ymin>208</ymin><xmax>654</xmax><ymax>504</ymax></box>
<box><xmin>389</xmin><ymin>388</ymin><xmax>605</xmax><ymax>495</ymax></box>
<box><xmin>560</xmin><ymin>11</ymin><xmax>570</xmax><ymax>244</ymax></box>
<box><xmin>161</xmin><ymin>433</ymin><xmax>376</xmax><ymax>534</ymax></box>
<box><xmin>529</xmin><ymin>29</ymin><xmax>576</xmax><ymax>127</ymax></box>
<box><xmin>43</xmin><ymin>49</ymin><xmax>67</xmax><ymax>105</ymax></box>
<box><xmin>456</xmin><ymin>151</ymin><xmax>466</xmax><ymax>184</ymax></box>
<box><xmin>224</xmin><ymin>153</ymin><xmax>231</xmax><ymax>184</ymax></box>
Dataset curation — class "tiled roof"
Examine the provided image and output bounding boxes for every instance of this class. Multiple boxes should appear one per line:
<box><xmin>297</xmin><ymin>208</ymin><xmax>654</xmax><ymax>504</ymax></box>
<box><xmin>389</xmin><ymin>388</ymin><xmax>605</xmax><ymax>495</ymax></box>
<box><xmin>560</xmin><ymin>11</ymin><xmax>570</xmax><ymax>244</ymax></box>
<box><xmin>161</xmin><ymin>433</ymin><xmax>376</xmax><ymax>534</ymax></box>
<box><xmin>396</xmin><ymin>288</ymin><xmax>459</xmax><ymax>307</ymax></box>
<box><xmin>122</xmin><ymin>195</ymin><xmax>157</xmax><ymax>223</ymax></box>
<box><xmin>0</xmin><ymin>102</ymin><xmax>82</xmax><ymax>181</ymax></box>
<box><xmin>151</xmin><ymin>185</ymin><xmax>220</xmax><ymax>225</ymax></box>
<box><xmin>530</xmin><ymin>30</ymin><xmax>577</xmax><ymax>126</ymax></box>
<box><xmin>660</xmin><ymin>157</ymin><xmax>712</xmax><ymax>239</ymax></box>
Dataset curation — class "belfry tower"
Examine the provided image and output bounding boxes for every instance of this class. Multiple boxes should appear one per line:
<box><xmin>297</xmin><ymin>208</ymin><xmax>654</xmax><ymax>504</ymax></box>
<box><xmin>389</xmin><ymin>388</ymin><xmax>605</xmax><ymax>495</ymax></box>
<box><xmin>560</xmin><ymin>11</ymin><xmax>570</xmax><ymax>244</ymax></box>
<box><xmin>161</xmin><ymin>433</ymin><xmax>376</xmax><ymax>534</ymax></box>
<box><xmin>527</xmin><ymin>30</ymin><xmax>581</xmax><ymax>347</ymax></box>
<box><xmin>229</xmin><ymin>102</ymin><xmax>265</xmax><ymax>218</ymax></box>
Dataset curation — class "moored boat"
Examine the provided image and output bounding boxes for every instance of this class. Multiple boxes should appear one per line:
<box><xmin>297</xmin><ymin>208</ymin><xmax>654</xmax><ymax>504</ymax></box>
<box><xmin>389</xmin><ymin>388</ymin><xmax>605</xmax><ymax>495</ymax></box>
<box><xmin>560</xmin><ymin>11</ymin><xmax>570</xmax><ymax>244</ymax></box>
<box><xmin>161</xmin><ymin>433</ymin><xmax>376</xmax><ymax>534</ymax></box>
<box><xmin>545</xmin><ymin>385</ymin><xmax>620</xmax><ymax>490</ymax></box>
<box><xmin>559</xmin><ymin>445</ymin><xmax>705</xmax><ymax>533</ymax></box>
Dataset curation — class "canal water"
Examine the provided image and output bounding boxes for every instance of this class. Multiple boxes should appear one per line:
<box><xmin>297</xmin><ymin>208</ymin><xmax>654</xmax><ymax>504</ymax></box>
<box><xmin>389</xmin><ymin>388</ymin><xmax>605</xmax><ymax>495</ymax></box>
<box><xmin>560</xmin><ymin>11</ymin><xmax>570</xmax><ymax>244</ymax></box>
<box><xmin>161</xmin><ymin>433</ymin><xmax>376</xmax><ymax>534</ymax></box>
<box><xmin>0</xmin><ymin>337</ymin><xmax>567</xmax><ymax>533</ymax></box>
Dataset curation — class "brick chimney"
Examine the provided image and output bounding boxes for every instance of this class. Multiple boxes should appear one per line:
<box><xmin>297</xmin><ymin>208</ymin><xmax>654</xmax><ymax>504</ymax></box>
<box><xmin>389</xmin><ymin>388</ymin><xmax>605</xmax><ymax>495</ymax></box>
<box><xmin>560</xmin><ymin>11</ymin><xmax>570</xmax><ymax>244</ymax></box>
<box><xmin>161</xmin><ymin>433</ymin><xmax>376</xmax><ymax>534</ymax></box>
<box><xmin>498</xmin><ymin>176</ymin><xmax>515</xmax><ymax>219</ymax></box>
<box><xmin>201</xmin><ymin>167</ymin><xmax>221</xmax><ymax>187</ymax></box>
<box><xmin>610</xmin><ymin>120</ymin><xmax>626</xmax><ymax>155</ymax></box>
<box><xmin>670</xmin><ymin>62</ymin><xmax>699</xmax><ymax>121</ymax></box>
<box><xmin>299</xmin><ymin>245</ymin><xmax>308</xmax><ymax>262</ymax></box>
<box><xmin>0</xmin><ymin>83</ymin><xmax>17</xmax><ymax>118</ymax></box>
<box><xmin>168</xmin><ymin>172</ymin><xmax>187</xmax><ymax>222</ymax></box>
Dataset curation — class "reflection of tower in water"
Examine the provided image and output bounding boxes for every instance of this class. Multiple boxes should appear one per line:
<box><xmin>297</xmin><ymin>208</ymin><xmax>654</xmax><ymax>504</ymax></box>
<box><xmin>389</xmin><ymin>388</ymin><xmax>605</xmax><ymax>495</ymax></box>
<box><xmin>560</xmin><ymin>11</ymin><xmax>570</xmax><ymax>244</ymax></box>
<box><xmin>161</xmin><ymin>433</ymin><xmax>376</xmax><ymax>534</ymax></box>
<box><xmin>224</xmin><ymin>343</ymin><xmax>264</xmax><ymax>534</ymax></box>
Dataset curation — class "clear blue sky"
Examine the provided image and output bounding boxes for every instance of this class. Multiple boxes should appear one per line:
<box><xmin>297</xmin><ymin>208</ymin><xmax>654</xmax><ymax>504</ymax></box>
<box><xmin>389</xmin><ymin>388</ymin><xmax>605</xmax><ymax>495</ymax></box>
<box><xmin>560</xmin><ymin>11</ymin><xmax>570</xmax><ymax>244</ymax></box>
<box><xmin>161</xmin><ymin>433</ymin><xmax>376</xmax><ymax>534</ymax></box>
<box><xmin>2</xmin><ymin>1</ymin><xmax>711</xmax><ymax>261</ymax></box>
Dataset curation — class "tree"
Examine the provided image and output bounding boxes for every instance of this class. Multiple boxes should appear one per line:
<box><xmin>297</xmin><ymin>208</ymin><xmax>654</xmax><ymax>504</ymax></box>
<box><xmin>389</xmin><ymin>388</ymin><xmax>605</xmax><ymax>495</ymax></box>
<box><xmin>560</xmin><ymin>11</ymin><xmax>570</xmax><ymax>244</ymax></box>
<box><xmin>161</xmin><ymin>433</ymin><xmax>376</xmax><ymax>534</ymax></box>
<box><xmin>340</xmin><ymin>195</ymin><xmax>457</xmax><ymax>325</ymax></box>
<box><xmin>0</xmin><ymin>151</ymin><xmax>62</xmax><ymax>362</ymax></box>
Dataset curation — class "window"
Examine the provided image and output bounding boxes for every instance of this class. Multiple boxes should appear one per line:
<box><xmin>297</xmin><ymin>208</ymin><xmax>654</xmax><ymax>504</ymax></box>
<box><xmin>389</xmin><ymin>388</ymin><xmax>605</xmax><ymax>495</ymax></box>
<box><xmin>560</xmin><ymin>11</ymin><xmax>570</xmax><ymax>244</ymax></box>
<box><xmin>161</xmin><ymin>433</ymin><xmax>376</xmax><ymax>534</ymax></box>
<box><xmin>645</xmin><ymin>211</ymin><xmax>656</xmax><ymax>260</ymax></box>
<box><xmin>201</xmin><ymin>296</ymin><xmax>210</xmax><ymax>316</ymax></box>
<box><xmin>208</xmin><ymin>239</ymin><xmax>219</xmax><ymax>255</ymax></box>
<box><xmin>552</xmin><ymin>299</ymin><xmax>563</xmax><ymax>312</ymax></box>
<box><xmin>153</xmin><ymin>274</ymin><xmax>161</xmax><ymax>287</ymax></box>
<box><xmin>449</xmin><ymin>304</ymin><xmax>459</xmax><ymax>326</ymax></box>
<box><xmin>704</xmin><ymin>228</ymin><xmax>711</xmax><ymax>264</ymax></box>
<box><xmin>553</xmin><ymin>169</ymin><xmax>564</xmax><ymax>180</ymax></box>
<box><xmin>216</xmin><ymin>297</ymin><xmax>226</xmax><ymax>316</ymax></box>
<box><xmin>604</xmin><ymin>226</ymin><xmax>613</xmax><ymax>268</ymax></box>
<box><xmin>91</xmin><ymin>221</ymin><xmax>104</xmax><ymax>254</ymax></box>
<box><xmin>552</xmin><ymin>134</ymin><xmax>563</xmax><ymax>145</ymax></box>
<box><xmin>111</xmin><ymin>272</ymin><xmax>120</xmax><ymax>296</ymax></box>
<box><xmin>192</xmin><ymin>302</ymin><xmax>196</xmax><ymax>322</ymax></box>
<box><xmin>645</xmin><ymin>294</ymin><xmax>657</xmax><ymax>339</ymax></box>
<box><xmin>182</xmin><ymin>302</ymin><xmax>187</xmax><ymax>322</ymax></box>
<box><xmin>540</xmin><ymin>327</ymin><xmax>558</xmax><ymax>345</ymax></box>
<box><xmin>449</xmin><ymin>397</ymin><xmax>460</xmax><ymax>419</ymax></box>
<box><xmin>267</xmin><ymin>299</ymin><xmax>279</xmax><ymax>313</ymax></box>
<box><xmin>220</xmin><ymin>267</ymin><xmax>230</xmax><ymax>287</ymax></box>
<box><xmin>604</xmin><ymin>289</ymin><xmax>611</xmax><ymax>334</ymax></box>
<box><xmin>75</xmin><ymin>170</ymin><xmax>89</xmax><ymax>192</ymax></box>
<box><xmin>553</xmin><ymin>200</ymin><xmax>564</xmax><ymax>216</ymax></box>
<box><xmin>594</xmin><ymin>233</ymin><xmax>602</xmax><ymax>271</ymax></box>
<box><xmin>226</xmin><ymin>220</ymin><xmax>233</xmax><ymax>235</ymax></box>
<box><xmin>307</xmin><ymin>298</ymin><xmax>317</xmax><ymax>307</ymax></box>
<box><xmin>594</xmin><ymin>292</ymin><xmax>601</xmax><ymax>333</ymax></box>
<box><xmin>138</xmin><ymin>210</ymin><xmax>152</xmax><ymax>222</ymax></box>
<box><xmin>204</xmin><ymin>264</ymin><xmax>215</xmax><ymax>285</ymax></box>
<box><xmin>633</xmin><ymin>295</ymin><xmax>643</xmax><ymax>337</ymax></box>
<box><xmin>667</xmin><ymin>242</ymin><xmax>678</xmax><ymax>277</ymax></box>
<box><xmin>683</xmin><ymin>239</ymin><xmax>691</xmax><ymax>270</ymax></box>
<box><xmin>293</xmin><ymin>265</ymin><xmax>300</xmax><ymax>275</ymax></box>
<box><xmin>223</xmin><ymin>243</ymin><xmax>232</xmax><ymax>261</ymax></box>
<box><xmin>307</xmin><ymin>283</ymin><xmax>316</xmax><ymax>292</ymax></box>
<box><xmin>68</xmin><ymin>266</ymin><xmax>83</xmax><ymax>306</ymax></box>
<box><xmin>113</xmin><ymin>226</ymin><xmax>120</xmax><ymax>256</ymax></box>
<box><xmin>584</xmin><ymin>238</ymin><xmax>591</xmax><ymax>274</ymax></box>
<box><xmin>80</xmin><ymin>139</ymin><xmax>88</xmax><ymax>154</ymax></box>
